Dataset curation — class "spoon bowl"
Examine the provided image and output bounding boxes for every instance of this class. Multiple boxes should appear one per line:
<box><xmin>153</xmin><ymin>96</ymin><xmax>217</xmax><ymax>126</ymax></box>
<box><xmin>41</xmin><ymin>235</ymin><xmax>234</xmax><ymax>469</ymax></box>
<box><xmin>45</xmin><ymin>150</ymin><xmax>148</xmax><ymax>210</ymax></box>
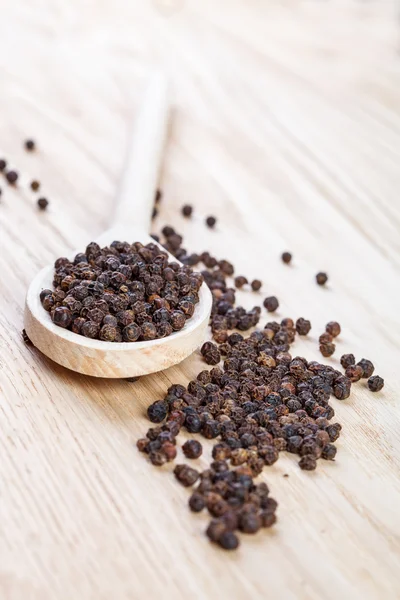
<box><xmin>24</xmin><ymin>76</ymin><xmax>212</xmax><ymax>378</ymax></box>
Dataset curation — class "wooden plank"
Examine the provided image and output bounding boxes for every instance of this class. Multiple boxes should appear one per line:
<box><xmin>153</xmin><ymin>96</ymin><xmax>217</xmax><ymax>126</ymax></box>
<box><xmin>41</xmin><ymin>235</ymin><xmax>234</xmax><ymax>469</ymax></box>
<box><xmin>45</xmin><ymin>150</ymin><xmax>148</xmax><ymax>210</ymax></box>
<box><xmin>0</xmin><ymin>1</ymin><xmax>399</xmax><ymax>599</ymax></box>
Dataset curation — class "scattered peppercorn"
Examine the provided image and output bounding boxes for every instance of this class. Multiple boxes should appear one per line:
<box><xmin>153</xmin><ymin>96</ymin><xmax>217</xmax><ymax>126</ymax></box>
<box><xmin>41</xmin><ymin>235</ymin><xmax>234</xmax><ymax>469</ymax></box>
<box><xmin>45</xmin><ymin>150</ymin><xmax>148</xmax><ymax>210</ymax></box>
<box><xmin>234</xmin><ymin>276</ymin><xmax>248</xmax><ymax>288</ymax></box>
<box><xmin>368</xmin><ymin>375</ymin><xmax>384</xmax><ymax>392</ymax></box>
<box><xmin>340</xmin><ymin>354</ymin><xmax>355</xmax><ymax>369</ymax></box>
<box><xmin>251</xmin><ymin>279</ymin><xmax>262</xmax><ymax>292</ymax></box>
<box><xmin>174</xmin><ymin>464</ymin><xmax>200</xmax><ymax>487</ymax></box>
<box><xmin>299</xmin><ymin>455</ymin><xmax>317</xmax><ymax>470</ymax></box>
<box><xmin>296</xmin><ymin>318</ymin><xmax>311</xmax><ymax>335</ymax></box>
<box><xmin>316</xmin><ymin>272</ymin><xmax>328</xmax><ymax>286</ymax></box>
<box><xmin>30</xmin><ymin>180</ymin><xmax>40</xmax><ymax>191</ymax></box>
<box><xmin>326</xmin><ymin>321</ymin><xmax>341</xmax><ymax>337</ymax></box>
<box><xmin>263</xmin><ymin>296</ymin><xmax>279</xmax><ymax>312</ymax></box>
<box><xmin>182</xmin><ymin>439</ymin><xmax>203</xmax><ymax>459</ymax></box>
<box><xmin>357</xmin><ymin>358</ymin><xmax>374</xmax><ymax>379</ymax></box>
<box><xmin>182</xmin><ymin>204</ymin><xmax>193</xmax><ymax>217</ymax></box>
<box><xmin>25</xmin><ymin>139</ymin><xmax>35</xmax><ymax>151</ymax></box>
<box><xmin>37</xmin><ymin>197</ymin><xmax>49</xmax><ymax>210</ymax></box>
<box><xmin>218</xmin><ymin>531</ymin><xmax>240</xmax><ymax>550</ymax></box>
<box><xmin>206</xmin><ymin>216</ymin><xmax>216</xmax><ymax>228</ymax></box>
<box><xmin>147</xmin><ymin>400</ymin><xmax>168</xmax><ymax>423</ymax></box>
<box><xmin>321</xmin><ymin>444</ymin><xmax>337</xmax><ymax>460</ymax></box>
<box><xmin>0</xmin><ymin>159</ymin><xmax>6</xmax><ymax>171</ymax></box>
<box><xmin>152</xmin><ymin>206</ymin><xmax>158</xmax><ymax>219</ymax></box>
<box><xmin>345</xmin><ymin>364</ymin><xmax>363</xmax><ymax>382</ymax></box>
<box><xmin>6</xmin><ymin>170</ymin><xmax>18</xmax><ymax>185</ymax></box>
<box><xmin>189</xmin><ymin>493</ymin><xmax>206</xmax><ymax>512</ymax></box>
<box><xmin>155</xmin><ymin>189</ymin><xmax>162</xmax><ymax>204</ymax></box>
<box><xmin>320</xmin><ymin>342</ymin><xmax>336</xmax><ymax>357</ymax></box>
<box><xmin>281</xmin><ymin>252</ymin><xmax>292</xmax><ymax>264</ymax></box>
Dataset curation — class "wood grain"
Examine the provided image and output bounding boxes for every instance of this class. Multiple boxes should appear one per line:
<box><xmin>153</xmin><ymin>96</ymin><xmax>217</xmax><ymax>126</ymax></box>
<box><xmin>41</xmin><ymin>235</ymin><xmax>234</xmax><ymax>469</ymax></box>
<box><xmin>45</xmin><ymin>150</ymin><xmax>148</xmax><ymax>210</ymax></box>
<box><xmin>0</xmin><ymin>1</ymin><xmax>400</xmax><ymax>599</ymax></box>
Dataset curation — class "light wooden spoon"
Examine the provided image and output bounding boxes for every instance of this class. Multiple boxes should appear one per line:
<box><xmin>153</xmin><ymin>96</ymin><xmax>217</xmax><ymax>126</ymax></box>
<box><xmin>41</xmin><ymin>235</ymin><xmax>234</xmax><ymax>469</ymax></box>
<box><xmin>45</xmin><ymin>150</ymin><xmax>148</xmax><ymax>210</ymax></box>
<box><xmin>24</xmin><ymin>75</ymin><xmax>212</xmax><ymax>378</ymax></box>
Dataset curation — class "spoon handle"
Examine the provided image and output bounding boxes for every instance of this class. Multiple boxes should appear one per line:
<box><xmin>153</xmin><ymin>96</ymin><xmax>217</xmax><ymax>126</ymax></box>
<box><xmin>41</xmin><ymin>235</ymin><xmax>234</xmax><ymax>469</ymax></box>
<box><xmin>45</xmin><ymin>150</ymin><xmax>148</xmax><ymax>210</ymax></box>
<box><xmin>112</xmin><ymin>73</ymin><xmax>170</xmax><ymax>233</ymax></box>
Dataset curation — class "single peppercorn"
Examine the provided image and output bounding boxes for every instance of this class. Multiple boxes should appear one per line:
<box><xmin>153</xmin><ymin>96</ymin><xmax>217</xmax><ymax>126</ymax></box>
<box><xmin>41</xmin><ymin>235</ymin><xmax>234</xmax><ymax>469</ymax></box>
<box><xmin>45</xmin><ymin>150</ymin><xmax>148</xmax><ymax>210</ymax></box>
<box><xmin>174</xmin><ymin>464</ymin><xmax>200</xmax><ymax>487</ymax></box>
<box><xmin>368</xmin><ymin>375</ymin><xmax>384</xmax><ymax>392</ymax></box>
<box><xmin>299</xmin><ymin>455</ymin><xmax>317</xmax><ymax>470</ymax></box>
<box><xmin>51</xmin><ymin>306</ymin><xmax>72</xmax><ymax>328</ymax></box>
<box><xmin>345</xmin><ymin>364</ymin><xmax>363</xmax><ymax>382</ymax></box>
<box><xmin>239</xmin><ymin>512</ymin><xmax>262</xmax><ymax>534</ymax></box>
<box><xmin>296</xmin><ymin>317</ymin><xmax>311</xmax><ymax>335</ymax></box>
<box><xmin>206</xmin><ymin>519</ymin><xmax>226</xmax><ymax>542</ymax></box>
<box><xmin>189</xmin><ymin>493</ymin><xmax>206</xmax><ymax>512</ymax></box>
<box><xmin>182</xmin><ymin>439</ymin><xmax>203</xmax><ymax>459</ymax></box>
<box><xmin>341</xmin><ymin>354</ymin><xmax>355</xmax><ymax>369</ymax></box>
<box><xmin>6</xmin><ymin>170</ymin><xmax>18</xmax><ymax>185</ymax></box>
<box><xmin>147</xmin><ymin>400</ymin><xmax>168</xmax><ymax>423</ymax></box>
<box><xmin>321</xmin><ymin>444</ymin><xmax>337</xmax><ymax>460</ymax></box>
<box><xmin>281</xmin><ymin>252</ymin><xmax>292</xmax><ymax>264</ymax></box>
<box><xmin>326</xmin><ymin>321</ymin><xmax>341</xmax><ymax>337</ymax></box>
<box><xmin>319</xmin><ymin>342</ymin><xmax>336</xmax><ymax>357</ymax></box>
<box><xmin>251</xmin><ymin>279</ymin><xmax>262</xmax><ymax>292</ymax></box>
<box><xmin>316</xmin><ymin>272</ymin><xmax>328</xmax><ymax>286</ymax></box>
<box><xmin>30</xmin><ymin>180</ymin><xmax>40</xmax><ymax>191</ymax></box>
<box><xmin>37</xmin><ymin>197</ymin><xmax>49</xmax><ymax>210</ymax></box>
<box><xmin>357</xmin><ymin>358</ymin><xmax>375</xmax><ymax>379</ymax></box>
<box><xmin>181</xmin><ymin>204</ymin><xmax>193</xmax><ymax>217</ymax></box>
<box><xmin>234</xmin><ymin>276</ymin><xmax>248</xmax><ymax>288</ymax></box>
<box><xmin>25</xmin><ymin>139</ymin><xmax>35</xmax><ymax>151</ymax></box>
<box><xmin>263</xmin><ymin>296</ymin><xmax>279</xmax><ymax>312</ymax></box>
<box><xmin>218</xmin><ymin>531</ymin><xmax>239</xmax><ymax>550</ymax></box>
<box><xmin>0</xmin><ymin>159</ymin><xmax>7</xmax><ymax>171</ymax></box>
<box><xmin>206</xmin><ymin>216</ymin><xmax>216</xmax><ymax>228</ymax></box>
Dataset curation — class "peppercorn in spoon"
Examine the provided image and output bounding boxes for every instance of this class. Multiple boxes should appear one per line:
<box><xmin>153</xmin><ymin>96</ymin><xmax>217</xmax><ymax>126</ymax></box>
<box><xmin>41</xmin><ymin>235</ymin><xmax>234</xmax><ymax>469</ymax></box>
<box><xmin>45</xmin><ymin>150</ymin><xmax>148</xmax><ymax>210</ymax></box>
<box><xmin>24</xmin><ymin>75</ymin><xmax>212</xmax><ymax>377</ymax></box>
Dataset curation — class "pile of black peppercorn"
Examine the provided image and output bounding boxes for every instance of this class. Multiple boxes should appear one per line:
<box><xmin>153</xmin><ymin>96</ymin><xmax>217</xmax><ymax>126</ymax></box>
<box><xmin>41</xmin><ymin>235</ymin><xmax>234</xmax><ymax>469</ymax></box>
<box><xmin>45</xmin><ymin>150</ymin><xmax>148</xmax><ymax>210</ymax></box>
<box><xmin>135</xmin><ymin>222</ymin><xmax>384</xmax><ymax>551</ymax></box>
<box><xmin>40</xmin><ymin>240</ymin><xmax>202</xmax><ymax>341</ymax></box>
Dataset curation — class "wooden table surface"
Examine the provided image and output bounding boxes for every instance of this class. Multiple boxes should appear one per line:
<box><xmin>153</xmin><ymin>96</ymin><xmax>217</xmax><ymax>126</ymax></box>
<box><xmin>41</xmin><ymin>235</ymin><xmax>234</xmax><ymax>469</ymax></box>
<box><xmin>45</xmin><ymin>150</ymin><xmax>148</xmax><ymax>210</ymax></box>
<box><xmin>1</xmin><ymin>1</ymin><xmax>400</xmax><ymax>599</ymax></box>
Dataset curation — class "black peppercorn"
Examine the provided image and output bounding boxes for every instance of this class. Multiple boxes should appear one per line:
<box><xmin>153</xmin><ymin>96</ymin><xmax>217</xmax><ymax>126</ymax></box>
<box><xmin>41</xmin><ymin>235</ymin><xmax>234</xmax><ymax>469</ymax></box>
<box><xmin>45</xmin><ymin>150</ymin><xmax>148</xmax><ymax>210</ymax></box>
<box><xmin>182</xmin><ymin>204</ymin><xmax>193</xmax><ymax>217</ymax></box>
<box><xmin>357</xmin><ymin>359</ymin><xmax>374</xmax><ymax>379</ymax></box>
<box><xmin>189</xmin><ymin>493</ymin><xmax>206</xmax><ymax>512</ymax></box>
<box><xmin>368</xmin><ymin>375</ymin><xmax>384</xmax><ymax>392</ymax></box>
<box><xmin>321</xmin><ymin>444</ymin><xmax>337</xmax><ymax>460</ymax></box>
<box><xmin>345</xmin><ymin>364</ymin><xmax>363</xmax><ymax>382</ymax></box>
<box><xmin>30</xmin><ymin>180</ymin><xmax>40</xmax><ymax>191</ymax></box>
<box><xmin>341</xmin><ymin>354</ymin><xmax>355</xmax><ymax>369</ymax></box>
<box><xmin>234</xmin><ymin>276</ymin><xmax>248</xmax><ymax>288</ymax></box>
<box><xmin>319</xmin><ymin>342</ymin><xmax>335</xmax><ymax>357</ymax></box>
<box><xmin>206</xmin><ymin>216</ymin><xmax>217</xmax><ymax>228</ymax></box>
<box><xmin>174</xmin><ymin>464</ymin><xmax>200</xmax><ymax>487</ymax></box>
<box><xmin>25</xmin><ymin>139</ymin><xmax>35</xmax><ymax>151</ymax></box>
<box><xmin>147</xmin><ymin>400</ymin><xmax>168</xmax><ymax>423</ymax></box>
<box><xmin>316</xmin><ymin>272</ymin><xmax>328</xmax><ymax>285</ymax></box>
<box><xmin>296</xmin><ymin>318</ymin><xmax>311</xmax><ymax>335</ymax></box>
<box><xmin>6</xmin><ymin>170</ymin><xmax>18</xmax><ymax>185</ymax></box>
<box><xmin>326</xmin><ymin>321</ymin><xmax>341</xmax><ymax>337</ymax></box>
<box><xmin>37</xmin><ymin>197</ymin><xmax>49</xmax><ymax>210</ymax></box>
<box><xmin>218</xmin><ymin>531</ymin><xmax>239</xmax><ymax>550</ymax></box>
<box><xmin>0</xmin><ymin>159</ymin><xmax>6</xmax><ymax>171</ymax></box>
<box><xmin>251</xmin><ymin>279</ymin><xmax>262</xmax><ymax>292</ymax></box>
<box><xmin>182</xmin><ymin>439</ymin><xmax>203</xmax><ymax>459</ymax></box>
<box><xmin>281</xmin><ymin>252</ymin><xmax>292</xmax><ymax>264</ymax></box>
<box><xmin>51</xmin><ymin>306</ymin><xmax>72</xmax><ymax>328</ymax></box>
<box><xmin>263</xmin><ymin>296</ymin><xmax>279</xmax><ymax>312</ymax></box>
<box><xmin>299</xmin><ymin>455</ymin><xmax>317</xmax><ymax>470</ymax></box>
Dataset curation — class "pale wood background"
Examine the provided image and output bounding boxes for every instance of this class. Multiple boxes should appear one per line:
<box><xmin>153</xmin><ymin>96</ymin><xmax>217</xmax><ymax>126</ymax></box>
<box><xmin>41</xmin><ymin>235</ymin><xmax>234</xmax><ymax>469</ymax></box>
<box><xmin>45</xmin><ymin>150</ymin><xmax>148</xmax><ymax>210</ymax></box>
<box><xmin>1</xmin><ymin>1</ymin><xmax>400</xmax><ymax>599</ymax></box>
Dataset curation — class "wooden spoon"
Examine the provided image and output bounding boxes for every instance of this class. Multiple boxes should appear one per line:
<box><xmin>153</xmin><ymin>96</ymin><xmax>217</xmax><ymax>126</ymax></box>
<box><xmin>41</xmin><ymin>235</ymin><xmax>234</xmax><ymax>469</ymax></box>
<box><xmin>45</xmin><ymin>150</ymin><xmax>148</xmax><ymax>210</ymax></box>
<box><xmin>24</xmin><ymin>75</ymin><xmax>212</xmax><ymax>378</ymax></box>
